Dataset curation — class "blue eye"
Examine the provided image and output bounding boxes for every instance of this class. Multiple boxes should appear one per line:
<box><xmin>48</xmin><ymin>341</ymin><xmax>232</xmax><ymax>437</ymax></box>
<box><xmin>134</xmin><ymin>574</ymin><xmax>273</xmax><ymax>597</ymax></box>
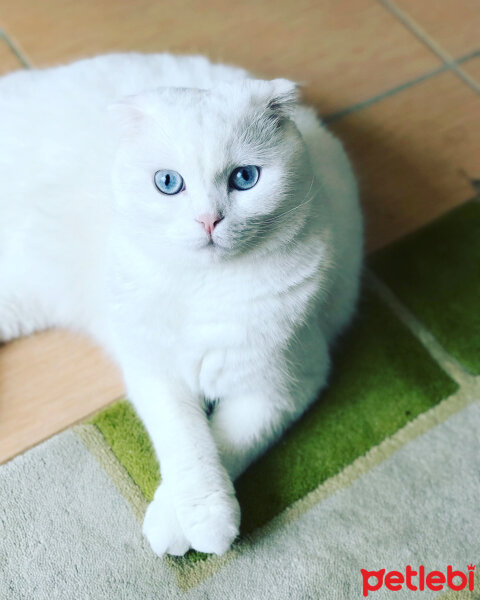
<box><xmin>154</xmin><ymin>169</ymin><xmax>185</xmax><ymax>195</ymax></box>
<box><xmin>229</xmin><ymin>165</ymin><xmax>260</xmax><ymax>191</ymax></box>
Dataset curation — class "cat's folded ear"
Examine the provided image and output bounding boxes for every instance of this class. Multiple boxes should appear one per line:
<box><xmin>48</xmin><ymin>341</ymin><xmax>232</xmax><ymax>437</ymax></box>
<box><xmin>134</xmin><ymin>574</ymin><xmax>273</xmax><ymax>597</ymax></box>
<box><xmin>264</xmin><ymin>79</ymin><xmax>299</xmax><ymax>120</ymax></box>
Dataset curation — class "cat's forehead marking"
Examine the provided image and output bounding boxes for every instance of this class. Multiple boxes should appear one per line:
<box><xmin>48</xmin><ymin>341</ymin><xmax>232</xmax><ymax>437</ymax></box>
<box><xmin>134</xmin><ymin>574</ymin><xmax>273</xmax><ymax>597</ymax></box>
<box><xmin>131</xmin><ymin>83</ymin><xmax>286</xmax><ymax>187</ymax></box>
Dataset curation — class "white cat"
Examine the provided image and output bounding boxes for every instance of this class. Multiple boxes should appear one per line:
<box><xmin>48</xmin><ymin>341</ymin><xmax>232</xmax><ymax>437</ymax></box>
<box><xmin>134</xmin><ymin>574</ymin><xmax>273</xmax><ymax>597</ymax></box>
<box><xmin>0</xmin><ymin>53</ymin><xmax>362</xmax><ymax>556</ymax></box>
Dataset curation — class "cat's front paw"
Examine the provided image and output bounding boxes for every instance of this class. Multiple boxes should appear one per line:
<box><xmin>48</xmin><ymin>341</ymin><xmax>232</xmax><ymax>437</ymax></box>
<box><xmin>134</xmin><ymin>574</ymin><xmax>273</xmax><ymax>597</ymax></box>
<box><xmin>142</xmin><ymin>484</ymin><xmax>190</xmax><ymax>556</ymax></box>
<box><xmin>176</xmin><ymin>489</ymin><xmax>241</xmax><ymax>555</ymax></box>
<box><xmin>143</xmin><ymin>483</ymin><xmax>240</xmax><ymax>557</ymax></box>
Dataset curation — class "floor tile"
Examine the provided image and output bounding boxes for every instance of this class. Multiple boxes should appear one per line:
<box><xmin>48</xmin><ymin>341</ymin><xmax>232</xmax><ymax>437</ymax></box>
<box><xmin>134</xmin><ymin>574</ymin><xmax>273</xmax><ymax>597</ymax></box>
<box><xmin>1</xmin><ymin>0</ymin><xmax>441</xmax><ymax>115</ymax></box>
<box><xmin>0</xmin><ymin>36</ymin><xmax>22</xmax><ymax>74</ymax></box>
<box><xmin>330</xmin><ymin>71</ymin><xmax>480</xmax><ymax>252</ymax></box>
<box><xmin>0</xmin><ymin>330</ymin><xmax>124</xmax><ymax>463</ymax></box>
<box><xmin>394</xmin><ymin>0</ymin><xmax>480</xmax><ymax>59</ymax></box>
<box><xmin>370</xmin><ymin>200</ymin><xmax>480</xmax><ymax>375</ymax></box>
<box><xmin>92</xmin><ymin>289</ymin><xmax>457</xmax><ymax>541</ymax></box>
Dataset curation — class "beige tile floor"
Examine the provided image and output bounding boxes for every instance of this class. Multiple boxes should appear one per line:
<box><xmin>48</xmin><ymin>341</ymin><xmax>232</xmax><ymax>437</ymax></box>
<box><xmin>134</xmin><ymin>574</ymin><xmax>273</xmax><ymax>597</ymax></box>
<box><xmin>0</xmin><ymin>0</ymin><xmax>479</xmax><ymax>463</ymax></box>
<box><xmin>393</xmin><ymin>0</ymin><xmax>480</xmax><ymax>58</ymax></box>
<box><xmin>463</xmin><ymin>56</ymin><xmax>480</xmax><ymax>86</ymax></box>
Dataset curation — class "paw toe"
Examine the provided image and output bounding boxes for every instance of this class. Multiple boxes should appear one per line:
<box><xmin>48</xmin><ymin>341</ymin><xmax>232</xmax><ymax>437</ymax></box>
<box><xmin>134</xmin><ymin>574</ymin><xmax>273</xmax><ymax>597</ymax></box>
<box><xmin>143</xmin><ymin>485</ymin><xmax>190</xmax><ymax>557</ymax></box>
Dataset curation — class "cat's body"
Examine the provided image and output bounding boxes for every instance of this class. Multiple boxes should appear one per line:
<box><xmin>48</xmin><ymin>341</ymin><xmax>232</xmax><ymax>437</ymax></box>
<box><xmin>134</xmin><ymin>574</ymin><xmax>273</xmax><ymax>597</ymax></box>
<box><xmin>0</xmin><ymin>53</ymin><xmax>362</xmax><ymax>556</ymax></box>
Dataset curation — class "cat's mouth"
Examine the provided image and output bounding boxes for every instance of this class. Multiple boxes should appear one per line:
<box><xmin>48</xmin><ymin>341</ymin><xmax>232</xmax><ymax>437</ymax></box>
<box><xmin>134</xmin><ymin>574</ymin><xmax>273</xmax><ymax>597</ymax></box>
<box><xmin>202</xmin><ymin>237</ymin><xmax>225</xmax><ymax>251</ymax></box>
<box><xmin>195</xmin><ymin>232</ymin><xmax>229</xmax><ymax>255</ymax></box>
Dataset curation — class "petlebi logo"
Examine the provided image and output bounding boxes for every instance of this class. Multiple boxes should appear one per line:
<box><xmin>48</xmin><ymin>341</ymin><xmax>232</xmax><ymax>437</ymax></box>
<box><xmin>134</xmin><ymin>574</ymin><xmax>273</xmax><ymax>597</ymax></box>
<box><xmin>361</xmin><ymin>564</ymin><xmax>476</xmax><ymax>597</ymax></box>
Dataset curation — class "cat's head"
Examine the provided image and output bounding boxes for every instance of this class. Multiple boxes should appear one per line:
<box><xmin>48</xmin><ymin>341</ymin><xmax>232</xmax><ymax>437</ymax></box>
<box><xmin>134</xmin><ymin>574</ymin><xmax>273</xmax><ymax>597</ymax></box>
<box><xmin>110</xmin><ymin>78</ymin><xmax>315</xmax><ymax>264</ymax></box>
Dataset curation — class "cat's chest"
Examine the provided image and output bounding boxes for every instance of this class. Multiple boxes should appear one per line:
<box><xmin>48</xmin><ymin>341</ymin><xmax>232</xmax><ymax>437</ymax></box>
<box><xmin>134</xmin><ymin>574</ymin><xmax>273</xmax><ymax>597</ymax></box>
<box><xmin>157</xmin><ymin>276</ymin><xmax>285</xmax><ymax>396</ymax></box>
<box><xmin>112</xmin><ymin>255</ymin><xmax>318</xmax><ymax>397</ymax></box>
<box><xmin>158</xmin><ymin>265</ymin><xmax>274</xmax><ymax>336</ymax></box>
<box><xmin>163</xmin><ymin>280</ymin><xmax>269</xmax><ymax>351</ymax></box>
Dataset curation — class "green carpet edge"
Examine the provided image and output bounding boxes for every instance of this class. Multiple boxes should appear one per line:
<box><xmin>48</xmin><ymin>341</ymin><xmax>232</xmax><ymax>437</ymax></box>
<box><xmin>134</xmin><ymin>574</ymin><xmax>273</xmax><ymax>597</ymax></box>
<box><xmin>370</xmin><ymin>199</ymin><xmax>480</xmax><ymax>374</ymax></box>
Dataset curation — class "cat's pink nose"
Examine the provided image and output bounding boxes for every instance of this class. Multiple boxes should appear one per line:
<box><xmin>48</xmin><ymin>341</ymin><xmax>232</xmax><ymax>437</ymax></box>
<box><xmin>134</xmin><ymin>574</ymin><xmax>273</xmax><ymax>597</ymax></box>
<box><xmin>196</xmin><ymin>214</ymin><xmax>223</xmax><ymax>235</ymax></box>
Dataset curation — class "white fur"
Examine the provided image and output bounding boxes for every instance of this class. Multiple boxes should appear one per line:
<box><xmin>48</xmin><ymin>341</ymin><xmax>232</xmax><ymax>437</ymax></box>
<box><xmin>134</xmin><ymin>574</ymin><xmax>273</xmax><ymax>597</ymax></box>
<box><xmin>0</xmin><ymin>53</ymin><xmax>363</xmax><ymax>556</ymax></box>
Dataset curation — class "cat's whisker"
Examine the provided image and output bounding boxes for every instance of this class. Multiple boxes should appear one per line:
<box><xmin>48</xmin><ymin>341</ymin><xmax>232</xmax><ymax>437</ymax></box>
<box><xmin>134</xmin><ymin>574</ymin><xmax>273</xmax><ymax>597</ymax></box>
<box><xmin>256</xmin><ymin>175</ymin><xmax>317</xmax><ymax>227</ymax></box>
<box><xmin>256</xmin><ymin>194</ymin><xmax>316</xmax><ymax>227</ymax></box>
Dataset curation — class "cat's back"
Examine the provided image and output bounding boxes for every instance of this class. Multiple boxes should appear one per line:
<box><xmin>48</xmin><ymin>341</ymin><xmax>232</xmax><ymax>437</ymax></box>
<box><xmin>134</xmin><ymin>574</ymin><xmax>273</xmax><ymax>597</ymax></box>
<box><xmin>292</xmin><ymin>105</ymin><xmax>363</xmax><ymax>339</ymax></box>
<box><xmin>0</xmin><ymin>52</ymin><xmax>248</xmax><ymax>128</ymax></box>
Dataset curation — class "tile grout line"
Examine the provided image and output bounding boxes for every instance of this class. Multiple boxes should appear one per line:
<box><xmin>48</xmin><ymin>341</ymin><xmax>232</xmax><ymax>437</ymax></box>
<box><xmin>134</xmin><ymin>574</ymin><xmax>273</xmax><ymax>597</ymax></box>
<box><xmin>1</xmin><ymin>28</ymin><xmax>32</xmax><ymax>69</ymax></box>
<box><xmin>365</xmin><ymin>269</ymin><xmax>476</xmax><ymax>387</ymax></box>
<box><xmin>456</xmin><ymin>48</ymin><xmax>480</xmax><ymax>64</ymax></box>
<box><xmin>378</xmin><ymin>0</ymin><xmax>455</xmax><ymax>63</ymax></box>
<box><xmin>379</xmin><ymin>0</ymin><xmax>480</xmax><ymax>94</ymax></box>
<box><xmin>323</xmin><ymin>65</ymin><xmax>448</xmax><ymax>124</ymax></box>
<box><xmin>1</xmin><ymin>20</ymin><xmax>479</xmax><ymax>119</ymax></box>
<box><xmin>452</xmin><ymin>65</ymin><xmax>480</xmax><ymax>94</ymax></box>
<box><xmin>324</xmin><ymin>42</ymin><xmax>480</xmax><ymax>123</ymax></box>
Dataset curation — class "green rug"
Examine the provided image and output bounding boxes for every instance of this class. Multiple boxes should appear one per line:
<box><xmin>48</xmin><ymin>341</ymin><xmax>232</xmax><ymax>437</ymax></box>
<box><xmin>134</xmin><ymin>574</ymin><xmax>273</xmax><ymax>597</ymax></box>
<box><xmin>1</xmin><ymin>199</ymin><xmax>479</xmax><ymax>599</ymax></box>
<box><xmin>370</xmin><ymin>201</ymin><xmax>480</xmax><ymax>374</ymax></box>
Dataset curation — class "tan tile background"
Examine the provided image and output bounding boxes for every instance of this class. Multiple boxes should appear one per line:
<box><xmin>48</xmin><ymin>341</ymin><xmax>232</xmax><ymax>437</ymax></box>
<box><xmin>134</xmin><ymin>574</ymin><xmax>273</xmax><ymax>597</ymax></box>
<box><xmin>0</xmin><ymin>36</ymin><xmax>22</xmax><ymax>74</ymax></box>
<box><xmin>0</xmin><ymin>332</ymin><xmax>123</xmax><ymax>462</ymax></box>
<box><xmin>394</xmin><ymin>0</ymin><xmax>480</xmax><ymax>59</ymax></box>
<box><xmin>331</xmin><ymin>71</ymin><xmax>480</xmax><ymax>251</ymax></box>
<box><xmin>0</xmin><ymin>0</ymin><xmax>479</xmax><ymax>462</ymax></box>
<box><xmin>1</xmin><ymin>0</ymin><xmax>441</xmax><ymax>115</ymax></box>
<box><xmin>462</xmin><ymin>56</ymin><xmax>480</xmax><ymax>85</ymax></box>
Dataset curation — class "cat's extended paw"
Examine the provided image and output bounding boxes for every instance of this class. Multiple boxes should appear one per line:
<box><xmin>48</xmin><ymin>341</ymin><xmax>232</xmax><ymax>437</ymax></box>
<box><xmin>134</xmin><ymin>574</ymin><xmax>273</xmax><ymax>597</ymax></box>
<box><xmin>143</xmin><ymin>483</ymin><xmax>240</xmax><ymax>557</ymax></box>
<box><xmin>142</xmin><ymin>484</ymin><xmax>190</xmax><ymax>556</ymax></box>
<box><xmin>176</xmin><ymin>490</ymin><xmax>241</xmax><ymax>555</ymax></box>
